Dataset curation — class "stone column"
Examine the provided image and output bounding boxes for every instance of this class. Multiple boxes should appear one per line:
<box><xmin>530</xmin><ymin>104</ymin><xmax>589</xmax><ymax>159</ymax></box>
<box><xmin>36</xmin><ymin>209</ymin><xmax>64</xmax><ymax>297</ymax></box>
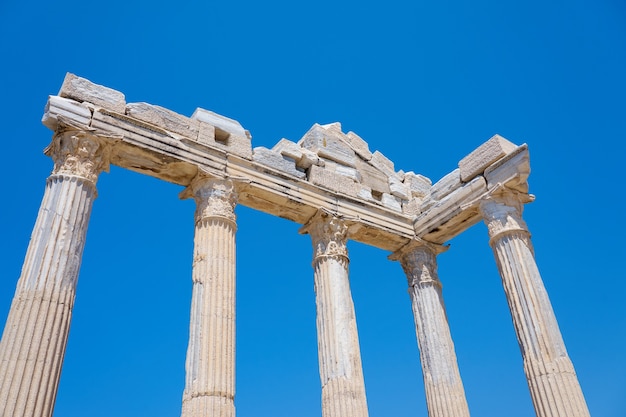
<box><xmin>0</xmin><ymin>123</ymin><xmax>114</xmax><ymax>417</ymax></box>
<box><xmin>389</xmin><ymin>239</ymin><xmax>470</xmax><ymax>417</ymax></box>
<box><xmin>479</xmin><ymin>190</ymin><xmax>590</xmax><ymax>417</ymax></box>
<box><xmin>300</xmin><ymin>210</ymin><xmax>369</xmax><ymax>417</ymax></box>
<box><xmin>180</xmin><ymin>175</ymin><xmax>238</xmax><ymax>417</ymax></box>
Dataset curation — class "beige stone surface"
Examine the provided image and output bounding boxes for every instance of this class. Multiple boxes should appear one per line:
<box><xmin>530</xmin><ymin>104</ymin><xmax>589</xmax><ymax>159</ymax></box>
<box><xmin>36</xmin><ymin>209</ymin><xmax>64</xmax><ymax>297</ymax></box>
<box><xmin>390</xmin><ymin>240</ymin><xmax>470</xmax><ymax>417</ymax></box>
<box><xmin>301</xmin><ymin>211</ymin><xmax>369</xmax><ymax>417</ymax></box>
<box><xmin>42</xmin><ymin>95</ymin><xmax>92</xmax><ymax>130</ymax></box>
<box><xmin>180</xmin><ymin>176</ymin><xmax>237</xmax><ymax>417</ymax></box>
<box><xmin>0</xmin><ymin>126</ymin><xmax>116</xmax><ymax>417</ymax></box>
<box><xmin>0</xmin><ymin>74</ymin><xmax>591</xmax><ymax>417</ymax></box>
<box><xmin>480</xmin><ymin>191</ymin><xmax>590</xmax><ymax>417</ymax></box>
<box><xmin>458</xmin><ymin>134</ymin><xmax>517</xmax><ymax>182</ymax></box>
<box><xmin>59</xmin><ymin>72</ymin><xmax>126</xmax><ymax>113</ymax></box>
<box><xmin>126</xmin><ymin>102</ymin><xmax>199</xmax><ymax>140</ymax></box>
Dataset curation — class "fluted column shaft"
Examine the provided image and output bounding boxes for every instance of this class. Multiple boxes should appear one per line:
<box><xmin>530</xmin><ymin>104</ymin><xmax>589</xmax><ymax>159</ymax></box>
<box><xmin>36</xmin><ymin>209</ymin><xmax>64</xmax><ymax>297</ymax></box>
<box><xmin>480</xmin><ymin>191</ymin><xmax>589</xmax><ymax>417</ymax></box>
<box><xmin>301</xmin><ymin>211</ymin><xmax>369</xmax><ymax>417</ymax></box>
<box><xmin>390</xmin><ymin>240</ymin><xmax>470</xmax><ymax>417</ymax></box>
<box><xmin>0</xmin><ymin>126</ymin><xmax>113</xmax><ymax>417</ymax></box>
<box><xmin>181</xmin><ymin>176</ymin><xmax>237</xmax><ymax>417</ymax></box>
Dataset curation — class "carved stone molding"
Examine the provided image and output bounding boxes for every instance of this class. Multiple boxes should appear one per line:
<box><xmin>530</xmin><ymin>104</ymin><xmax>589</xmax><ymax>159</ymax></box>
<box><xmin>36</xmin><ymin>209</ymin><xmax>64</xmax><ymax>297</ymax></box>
<box><xmin>479</xmin><ymin>188</ymin><xmax>535</xmax><ymax>247</ymax></box>
<box><xmin>389</xmin><ymin>238</ymin><xmax>448</xmax><ymax>288</ymax></box>
<box><xmin>44</xmin><ymin>119</ymin><xmax>118</xmax><ymax>185</ymax></box>
<box><xmin>182</xmin><ymin>173</ymin><xmax>238</xmax><ymax>223</ymax></box>
<box><xmin>301</xmin><ymin>210</ymin><xmax>349</xmax><ymax>261</ymax></box>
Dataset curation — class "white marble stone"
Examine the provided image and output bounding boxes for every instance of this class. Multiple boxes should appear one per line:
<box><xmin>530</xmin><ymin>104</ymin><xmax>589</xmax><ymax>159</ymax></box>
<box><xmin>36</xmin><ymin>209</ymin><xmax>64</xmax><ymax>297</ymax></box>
<box><xmin>458</xmin><ymin>134</ymin><xmax>517</xmax><ymax>182</ymax></box>
<box><xmin>300</xmin><ymin>211</ymin><xmax>369</xmax><ymax>417</ymax></box>
<box><xmin>180</xmin><ymin>175</ymin><xmax>238</xmax><ymax>417</ymax></box>
<box><xmin>480</xmin><ymin>190</ymin><xmax>590</xmax><ymax>417</ymax></box>
<box><xmin>300</xmin><ymin>123</ymin><xmax>357</xmax><ymax>168</ymax></box>
<box><xmin>3</xmin><ymin>74</ymin><xmax>592</xmax><ymax>417</ymax></box>
<box><xmin>59</xmin><ymin>72</ymin><xmax>126</xmax><ymax>113</ymax></box>
<box><xmin>253</xmin><ymin>146</ymin><xmax>306</xmax><ymax>179</ymax></box>
<box><xmin>403</xmin><ymin>171</ymin><xmax>431</xmax><ymax>199</ymax></box>
<box><xmin>42</xmin><ymin>95</ymin><xmax>92</xmax><ymax>130</ymax></box>
<box><xmin>308</xmin><ymin>164</ymin><xmax>359</xmax><ymax>197</ymax></box>
<box><xmin>0</xmin><ymin>125</ymin><xmax>116</xmax><ymax>417</ymax></box>
<box><xmin>346</xmin><ymin>131</ymin><xmax>373</xmax><ymax>161</ymax></box>
<box><xmin>390</xmin><ymin>240</ymin><xmax>470</xmax><ymax>417</ymax></box>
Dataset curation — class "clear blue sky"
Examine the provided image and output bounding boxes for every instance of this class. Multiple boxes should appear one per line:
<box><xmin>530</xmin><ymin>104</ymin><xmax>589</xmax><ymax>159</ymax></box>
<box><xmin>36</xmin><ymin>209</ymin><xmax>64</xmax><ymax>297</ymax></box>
<box><xmin>1</xmin><ymin>1</ymin><xmax>625</xmax><ymax>416</ymax></box>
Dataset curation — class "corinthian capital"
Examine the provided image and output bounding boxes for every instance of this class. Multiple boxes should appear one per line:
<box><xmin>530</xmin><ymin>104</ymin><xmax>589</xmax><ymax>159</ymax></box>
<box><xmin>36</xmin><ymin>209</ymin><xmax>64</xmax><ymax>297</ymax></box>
<box><xmin>389</xmin><ymin>238</ymin><xmax>448</xmax><ymax>287</ymax></box>
<box><xmin>479</xmin><ymin>188</ymin><xmax>534</xmax><ymax>242</ymax></box>
<box><xmin>300</xmin><ymin>210</ymin><xmax>349</xmax><ymax>260</ymax></box>
<box><xmin>44</xmin><ymin>123</ymin><xmax>116</xmax><ymax>184</ymax></box>
<box><xmin>182</xmin><ymin>173</ymin><xmax>238</xmax><ymax>223</ymax></box>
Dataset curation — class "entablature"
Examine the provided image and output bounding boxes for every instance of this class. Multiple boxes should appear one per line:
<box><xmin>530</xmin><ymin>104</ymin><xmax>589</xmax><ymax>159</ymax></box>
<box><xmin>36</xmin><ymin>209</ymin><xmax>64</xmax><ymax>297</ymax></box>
<box><xmin>42</xmin><ymin>73</ymin><xmax>531</xmax><ymax>251</ymax></box>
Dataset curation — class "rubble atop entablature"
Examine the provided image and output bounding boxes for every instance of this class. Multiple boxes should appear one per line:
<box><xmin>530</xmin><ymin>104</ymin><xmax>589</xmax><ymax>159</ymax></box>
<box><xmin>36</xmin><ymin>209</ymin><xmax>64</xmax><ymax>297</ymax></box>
<box><xmin>252</xmin><ymin>146</ymin><xmax>306</xmax><ymax>179</ymax></box>
<box><xmin>249</xmin><ymin>122</ymin><xmax>432</xmax><ymax>215</ymax></box>
<box><xmin>300</xmin><ymin>123</ymin><xmax>358</xmax><ymax>168</ymax></box>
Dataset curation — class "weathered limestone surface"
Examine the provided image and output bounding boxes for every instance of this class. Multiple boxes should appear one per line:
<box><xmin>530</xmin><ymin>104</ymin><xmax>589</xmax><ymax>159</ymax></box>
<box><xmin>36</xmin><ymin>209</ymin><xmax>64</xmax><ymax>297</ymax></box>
<box><xmin>40</xmin><ymin>74</ymin><xmax>537</xmax><ymax>250</ymax></box>
<box><xmin>0</xmin><ymin>73</ymin><xmax>591</xmax><ymax>417</ymax></box>
<box><xmin>300</xmin><ymin>211</ymin><xmax>369</xmax><ymax>417</ymax></box>
<box><xmin>0</xmin><ymin>121</ymin><xmax>117</xmax><ymax>417</ymax></box>
<box><xmin>180</xmin><ymin>175</ymin><xmax>238</xmax><ymax>417</ymax></box>
<box><xmin>458</xmin><ymin>134</ymin><xmax>517</xmax><ymax>182</ymax></box>
<box><xmin>390</xmin><ymin>240</ymin><xmax>470</xmax><ymax>417</ymax></box>
<box><xmin>480</xmin><ymin>191</ymin><xmax>590</xmax><ymax>417</ymax></box>
<box><xmin>59</xmin><ymin>72</ymin><xmax>126</xmax><ymax>113</ymax></box>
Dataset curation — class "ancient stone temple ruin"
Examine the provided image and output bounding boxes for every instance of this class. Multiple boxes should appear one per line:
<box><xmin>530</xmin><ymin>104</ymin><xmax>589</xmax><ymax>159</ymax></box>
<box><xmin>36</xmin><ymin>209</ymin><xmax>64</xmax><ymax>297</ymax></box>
<box><xmin>0</xmin><ymin>74</ymin><xmax>590</xmax><ymax>417</ymax></box>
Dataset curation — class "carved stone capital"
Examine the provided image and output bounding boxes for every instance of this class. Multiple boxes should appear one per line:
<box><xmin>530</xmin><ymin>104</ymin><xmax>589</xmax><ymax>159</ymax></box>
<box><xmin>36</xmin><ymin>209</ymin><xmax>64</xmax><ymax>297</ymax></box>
<box><xmin>44</xmin><ymin>123</ymin><xmax>116</xmax><ymax>185</ymax></box>
<box><xmin>300</xmin><ymin>210</ymin><xmax>349</xmax><ymax>261</ymax></box>
<box><xmin>479</xmin><ymin>188</ymin><xmax>534</xmax><ymax>245</ymax></box>
<box><xmin>389</xmin><ymin>238</ymin><xmax>447</xmax><ymax>288</ymax></box>
<box><xmin>182</xmin><ymin>172</ymin><xmax>238</xmax><ymax>223</ymax></box>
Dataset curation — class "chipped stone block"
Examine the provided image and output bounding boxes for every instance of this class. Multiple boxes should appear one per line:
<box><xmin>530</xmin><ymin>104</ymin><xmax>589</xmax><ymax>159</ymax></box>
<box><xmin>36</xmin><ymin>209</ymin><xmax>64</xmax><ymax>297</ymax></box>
<box><xmin>389</xmin><ymin>176</ymin><xmax>410</xmax><ymax>200</ymax></box>
<box><xmin>357</xmin><ymin>185</ymin><xmax>373</xmax><ymax>201</ymax></box>
<box><xmin>336</xmin><ymin>165</ymin><xmax>361</xmax><ymax>182</ymax></box>
<box><xmin>42</xmin><ymin>95</ymin><xmax>92</xmax><ymax>130</ymax></box>
<box><xmin>191</xmin><ymin>108</ymin><xmax>248</xmax><ymax>137</ymax></box>
<box><xmin>219</xmin><ymin>134</ymin><xmax>253</xmax><ymax>159</ymax></box>
<box><xmin>59</xmin><ymin>73</ymin><xmax>126</xmax><ymax>113</ymax></box>
<box><xmin>320</xmin><ymin>122</ymin><xmax>343</xmax><ymax>134</ymax></box>
<box><xmin>272</xmin><ymin>138</ymin><xmax>303</xmax><ymax>161</ymax></box>
<box><xmin>298</xmin><ymin>149</ymin><xmax>322</xmax><ymax>169</ymax></box>
<box><xmin>300</xmin><ymin>123</ymin><xmax>356</xmax><ymax>167</ymax></box>
<box><xmin>403</xmin><ymin>171</ymin><xmax>432</xmax><ymax>198</ymax></box>
<box><xmin>459</xmin><ymin>134</ymin><xmax>518</xmax><ymax>182</ymax></box>
<box><xmin>430</xmin><ymin>168</ymin><xmax>462</xmax><ymax>201</ymax></box>
<box><xmin>197</xmin><ymin>121</ymin><xmax>216</xmax><ymax>146</ymax></box>
<box><xmin>253</xmin><ymin>147</ymin><xmax>305</xmax><ymax>179</ymax></box>
<box><xmin>126</xmin><ymin>102</ymin><xmax>198</xmax><ymax>140</ymax></box>
<box><xmin>370</xmin><ymin>151</ymin><xmax>395</xmax><ymax>177</ymax></box>
<box><xmin>190</xmin><ymin>108</ymin><xmax>252</xmax><ymax>159</ymax></box>
<box><xmin>381</xmin><ymin>193</ymin><xmax>402</xmax><ymax>212</ymax></box>
<box><xmin>485</xmin><ymin>145</ymin><xmax>530</xmax><ymax>193</ymax></box>
<box><xmin>308</xmin><ymin>164</ymin><xmax>358</xmax><ymax>197</ymax></box>
<box><xmin>346</xmin><ymin>131</ymin><xmax>373</xmax><ymax>161</ymax></box>
<box><xmin>402</xmin><ymin>198</ymin><xmax>422</xmax><ymax>217</ymax></box>
<box><xmin>356</xmin><ymin>158</ymin><xmax>390</xmax><ymax>195</ymax></box>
